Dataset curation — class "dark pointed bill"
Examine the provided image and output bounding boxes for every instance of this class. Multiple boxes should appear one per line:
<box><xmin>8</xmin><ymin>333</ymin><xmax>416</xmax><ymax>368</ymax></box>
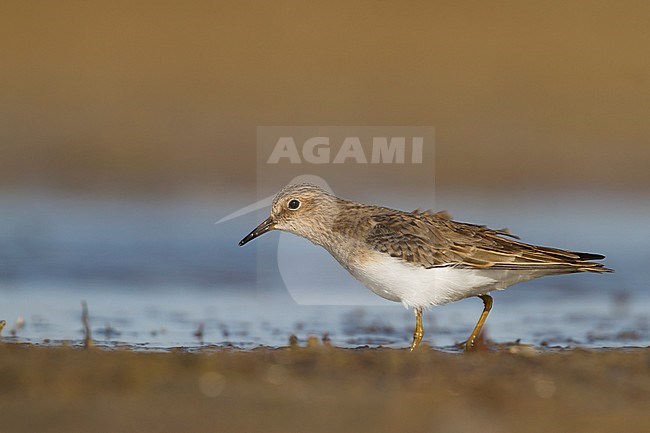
<box><xmin>239</xmin><ymin>216</ymin><xmax>275</xmax><ymax>246</ymax></box>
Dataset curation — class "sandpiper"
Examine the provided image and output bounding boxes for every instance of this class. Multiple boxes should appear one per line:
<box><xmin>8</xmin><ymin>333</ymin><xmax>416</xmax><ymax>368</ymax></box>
<box><xmin>239</xmin><ymin>183</ymin><xmax>612</xmax><ymax>350</ymax></box>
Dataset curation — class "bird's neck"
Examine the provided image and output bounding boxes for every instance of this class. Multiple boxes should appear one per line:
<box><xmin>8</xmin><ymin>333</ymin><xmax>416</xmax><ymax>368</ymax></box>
<box><xmin>308</xmin><ymin>199</ymin><xmax>373</xmax><ymax>266</ymax></box>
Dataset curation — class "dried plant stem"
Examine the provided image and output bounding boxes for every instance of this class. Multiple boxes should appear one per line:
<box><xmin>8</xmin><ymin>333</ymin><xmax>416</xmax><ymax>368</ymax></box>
<box><xmin>81</xmin><ymin>301</ymin><xmax>93</xmax><ymax>348</ymax></box>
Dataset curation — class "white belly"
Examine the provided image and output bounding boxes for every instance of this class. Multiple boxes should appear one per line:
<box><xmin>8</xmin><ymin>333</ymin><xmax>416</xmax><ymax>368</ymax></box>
<box><xmin>345</xmin><ymin>252</ymin><xmax>506</xmax><ymax>309</ymax></box>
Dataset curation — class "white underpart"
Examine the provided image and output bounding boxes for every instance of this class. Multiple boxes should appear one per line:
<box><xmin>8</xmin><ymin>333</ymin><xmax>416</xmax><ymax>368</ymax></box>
<box><xmin>347</xmin><ymin>252</ymin><xmax>539</xmax><ymax>309</ymax></box>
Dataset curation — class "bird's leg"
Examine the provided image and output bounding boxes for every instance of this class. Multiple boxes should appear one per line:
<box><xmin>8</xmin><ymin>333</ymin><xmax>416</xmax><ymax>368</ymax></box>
<box><xmin>410</xmin><ymin>307</ymin><xmax>424</xmax><ymax>351</ymax></box>
<box><xmin>464</xmin><ymin>294</ymin><xmax>493</xmax><ymax>351</ymax></box>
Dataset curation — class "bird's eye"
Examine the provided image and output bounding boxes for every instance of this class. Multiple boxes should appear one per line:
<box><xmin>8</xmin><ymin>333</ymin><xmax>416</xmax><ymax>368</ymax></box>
<box><xmin>288</xmin><ymin>199</ymin><xmax>301</xmax><ymax>210</ymax></box>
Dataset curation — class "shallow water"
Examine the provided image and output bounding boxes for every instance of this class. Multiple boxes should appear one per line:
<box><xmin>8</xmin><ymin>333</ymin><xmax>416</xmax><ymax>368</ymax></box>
<box><xmin>0</xmin><ymin>190</ymin><xmax>648</xmax><ymax>349</ymax></box>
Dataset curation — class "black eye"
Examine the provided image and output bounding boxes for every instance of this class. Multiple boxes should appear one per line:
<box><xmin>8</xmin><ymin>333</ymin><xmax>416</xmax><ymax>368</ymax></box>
<box><xmin>288</xmin><ymin>199</ymin><xmax>300</xmax><ymax>210</ymax></box>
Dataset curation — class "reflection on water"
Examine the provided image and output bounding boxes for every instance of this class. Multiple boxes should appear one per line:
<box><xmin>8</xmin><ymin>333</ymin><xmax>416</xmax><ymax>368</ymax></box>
<box><xmin>0</xmin><ymin>190</ymin><xmax>648</xmax><ymax>349</ymax></box>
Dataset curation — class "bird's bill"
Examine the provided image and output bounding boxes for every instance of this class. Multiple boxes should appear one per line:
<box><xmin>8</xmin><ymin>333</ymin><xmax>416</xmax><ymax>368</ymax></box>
<box><xmin>239</xmin><ymin>216</ymin><xmax>276</xmax><ymax>246</ymax></box>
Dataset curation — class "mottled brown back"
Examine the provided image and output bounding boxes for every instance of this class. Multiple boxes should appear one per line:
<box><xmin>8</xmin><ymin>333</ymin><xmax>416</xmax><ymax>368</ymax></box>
<box><xmin>340</xmin><ymin>203</ymin><xmax>611</xmax><ymax>273</ymax></box>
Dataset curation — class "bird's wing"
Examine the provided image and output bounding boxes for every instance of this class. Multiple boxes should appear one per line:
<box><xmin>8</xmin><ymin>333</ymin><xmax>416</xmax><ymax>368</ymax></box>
<box><xmin>366</xmin><ymin>212</ymin><xmax>611</xmax><ymax>273</ymax></box>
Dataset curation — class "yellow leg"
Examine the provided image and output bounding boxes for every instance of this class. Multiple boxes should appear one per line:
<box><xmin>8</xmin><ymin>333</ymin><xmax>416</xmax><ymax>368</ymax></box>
<box><xmin>410</xmin><ymin>307</ymin><xmax>424</xmax><ymax>351</ymax></box>
<box><xmin>464</xmin><ymin>294</ymin><xmax>493</xmax><ymax>351</ymax></box>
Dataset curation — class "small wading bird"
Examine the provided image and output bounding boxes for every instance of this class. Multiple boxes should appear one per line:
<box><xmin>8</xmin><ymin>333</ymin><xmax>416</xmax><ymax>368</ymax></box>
<box><xmin>239</xmin><ymin>184</ymin><xmax>612</xmax><ymax>350</ymax></box>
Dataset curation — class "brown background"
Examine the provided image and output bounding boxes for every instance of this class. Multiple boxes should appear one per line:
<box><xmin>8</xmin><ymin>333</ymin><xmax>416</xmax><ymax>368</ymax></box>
<box><xmin>1</xmin><ymin>0</ymin><xmax>649</xmax><ymax>195</ymax></box>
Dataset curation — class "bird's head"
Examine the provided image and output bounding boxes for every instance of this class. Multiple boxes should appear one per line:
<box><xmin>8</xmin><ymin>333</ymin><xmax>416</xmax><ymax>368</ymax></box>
<box><xmin>239</xmin><ymin>183</ymin><xmax>337</xmax><ymax>246</ymax></box>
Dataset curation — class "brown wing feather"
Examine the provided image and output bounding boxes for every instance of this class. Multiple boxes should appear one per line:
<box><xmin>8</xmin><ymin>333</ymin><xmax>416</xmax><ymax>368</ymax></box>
<box><xmin>366</xmin><ymin>211</ymin><xmax>612</xmax><ymax>273</ymax></box>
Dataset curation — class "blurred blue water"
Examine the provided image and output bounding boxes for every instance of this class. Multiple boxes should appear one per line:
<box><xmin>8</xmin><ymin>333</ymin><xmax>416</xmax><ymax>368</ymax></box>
<box><xmin>0</xmin><ymin>189</ymin><xmax>648</xmax><ymax>349</ymax></box>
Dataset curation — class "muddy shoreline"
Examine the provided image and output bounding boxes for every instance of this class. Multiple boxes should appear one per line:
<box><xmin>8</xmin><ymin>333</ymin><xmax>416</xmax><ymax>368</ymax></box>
<box><xmin>1</xmin><ymin>342</ymin><xmax>649</xmax><ymax>433</ymax></box>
